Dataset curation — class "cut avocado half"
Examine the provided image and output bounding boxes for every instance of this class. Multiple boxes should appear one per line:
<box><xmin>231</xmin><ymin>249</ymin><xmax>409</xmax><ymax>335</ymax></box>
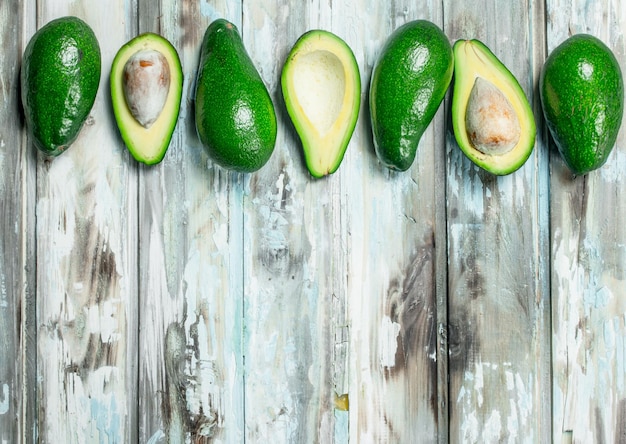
<box><xmin>452</xmin><ymin>39</ymin><xmax>535</xmax><ymax>175</ymax></box>
<box><xmin>282</xmin><ymin>30</ymin><xmax>361</xmax><ymax>178</ymax></box>
<box><xmin>111</xmin><ymin>33</ymin><xmax>183</xmax><ymax>165</ymax></box>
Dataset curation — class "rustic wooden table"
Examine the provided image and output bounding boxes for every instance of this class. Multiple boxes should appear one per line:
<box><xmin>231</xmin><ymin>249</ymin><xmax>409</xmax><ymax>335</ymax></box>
<box><xmin>1</xmin><ymin>0</ymin><xmax>625</xmax><ymax>442</ymax></box>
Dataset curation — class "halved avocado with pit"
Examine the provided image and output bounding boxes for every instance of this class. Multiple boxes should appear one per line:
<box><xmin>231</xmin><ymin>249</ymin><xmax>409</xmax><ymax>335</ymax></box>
<box><xmin>111</xmin><ymin>33</ymin><xmax>183</xmax><ymax>165</ymax></box>
<box><xmin>452</xmin><ymin>39</ymin><xmax>535</xmax><ymax>175</ymax></box>
<box><xmin>281</xmin><ymin>30</ymin><xmax>361</xmax><ymax>178</ymax></box>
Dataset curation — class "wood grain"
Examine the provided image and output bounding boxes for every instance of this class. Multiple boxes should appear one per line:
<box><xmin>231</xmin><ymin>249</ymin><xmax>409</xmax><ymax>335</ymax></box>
<box><xmin>33</xmin><ymin>2</ymin><xmax>138</xmax><ymax>442</ymax></box>
<box><xmin>548</xmin><ymin>0</ymin><xmax>626</xmax><ymax>442</ymax></box>
<box><xmin>0</xmin><ymin>1</ymin><xmax>30</xmax><ymax>442</ymax></box>
<box><xmin>443</xmin><ymin>1</ymin><xmax>552</xmax><ymax>442</ymax></box>
<box><xmin>241</xmin><ymin>1</ymin><xmax>343</xmax><ymax>440</ymax></box>
<box><xmin>2</xmin><ymin>0</ymin><xmax>626</xmax><ymax>442</ymax></box>
<box><xmin>136</xmin><ymin>1</ymin><xmax>245</xmax><ymax>443</ymax></box>
<box><xmin>345</xmin><ymin>1</ymin><xmax>447</xmax><ymax>442</ymax></box>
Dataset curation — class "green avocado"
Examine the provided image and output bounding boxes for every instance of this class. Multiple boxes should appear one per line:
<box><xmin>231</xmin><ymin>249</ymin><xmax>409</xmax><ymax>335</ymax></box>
<box><xmin>21</xmin><ymin>16</ymin><xmax>101</xmax><ymax>156</ymax></box>
<box><xmin>195</xmin><ymin>19</ymin><xmax>277</xmax><ymax>173</ymax></box>
<box><xmin>281</xmin><ymin>30</ymin><xmax>361</xmax><ymax>178</ymax></box>
<box><xmin>451</xmin><ymin>39</ymin><xmax>536</xmax><ymax>175</ymax></box>
<box><xmin>540</xmin><ymin>34</ymin><xmax>624</xmax><ymax>175</ymax></box>
<box><xmin>111</xmin><ymin>33</ymin><xmax>183</xmax><ymax>165</ymax></box>
<box><xmin>369</xmin><ymin>20</ymin><xmax>453</xmax><ymax>172</ymax></box>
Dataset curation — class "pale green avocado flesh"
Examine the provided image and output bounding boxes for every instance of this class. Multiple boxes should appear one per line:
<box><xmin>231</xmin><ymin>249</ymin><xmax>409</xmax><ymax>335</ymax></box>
<box><xmin>282</xmin><ymin>30</ymin><xmax>361</xmax><ymax>178</ymax></box>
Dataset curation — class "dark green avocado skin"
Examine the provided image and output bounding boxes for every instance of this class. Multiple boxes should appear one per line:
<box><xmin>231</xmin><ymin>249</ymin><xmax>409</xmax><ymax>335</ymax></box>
<box><xmin>195</xmin><ymin>19</ymin><xmax>277</xmax><ymax>173</ymax></box>
<box><xmin>21</xmin><ymin>16</ymin><xmax>101</xmax><ymax>156</ymax></box>
<box><xmin>369</xmin><ymin>20</ymin><xmax>453</xmax><ymax>171</ymax></box>
<box><xmin>540</xmin><ymin>34</ymin><xmax>624</xmax><ymax>175</ymax></box>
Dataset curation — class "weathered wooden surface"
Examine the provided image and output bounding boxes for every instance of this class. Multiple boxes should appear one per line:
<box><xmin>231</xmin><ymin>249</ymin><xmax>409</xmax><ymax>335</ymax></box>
<box><xmin>32</xmin><ymin>2</ymin><xmax>138</xmax><ymax>443</ymax></box>
<box><xmin>548</xmin><ymin>1</ymin><xmax>626</xmax><ymax>442</ymax></box>
<box><xmin>134</xmin><ymin>2</ymin><xmax>243</xmax><ymax>443</ymax></box>
<box><xmin>1</xmin><ymin>0</ymin><xmax>625</xmax><ymax>443</ymax></box>
<box><xmin>0</xmin><ymin>1</ymin><xmax>31</xmax><ymax>442</ymax></box>
<box><xmin>444</xmin><ymin>1</ymin><xmax>552</xmax><ymax>442</ymax></box>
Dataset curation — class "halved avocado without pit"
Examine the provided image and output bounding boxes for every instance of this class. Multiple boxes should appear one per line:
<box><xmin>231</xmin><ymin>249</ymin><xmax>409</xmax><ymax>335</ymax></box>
<box><xmin>452</xmin><ymin>39</ymin><xmax>535</xmax><ymax>175</ymax></box>
<box><xmin>111</xmin><ymin>33</ymin><xmax>183</xmax><ymax>165</ymax></box>
<box><xmin>282</xmin><ymin>30</ymin><xmax>361</xmax><ymax>178</ymax></box>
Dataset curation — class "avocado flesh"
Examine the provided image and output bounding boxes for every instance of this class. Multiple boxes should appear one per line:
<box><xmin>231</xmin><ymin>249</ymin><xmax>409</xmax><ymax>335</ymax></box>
<box><xmin>21</xmin><ymin>16</ymin><xmax>101</xmax><ymax>156</ymax></box>
<box><xmin>370</xmin><ymin>20</ymin><xmax>454</xmax><ymax>172</ymax></box>
<box><xmin>452</xmin><ymin>39</ymin><xmax>535</xmax><ymax>175</ymax></box>
<box><xmin>195</xmin><ymin>19</ymin><xmax>277</xmax><ymax>173</ymax></box>
<box><xmin>282</xmin><ymin>30</ymin><xmax>361</xmax><ymax>178</ymax></box>
<box><xmin>540</xmin><ymin>34</ymin><xmax>624</xmax><ymax>175</ymax></box>
<box><xmin>111</xmin><ymin>33</ymin><xmax>183</xmax><ymax>165</ymax></box>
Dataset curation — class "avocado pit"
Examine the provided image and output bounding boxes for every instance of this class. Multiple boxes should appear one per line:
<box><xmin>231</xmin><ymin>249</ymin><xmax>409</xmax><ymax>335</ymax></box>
<box><xmin>123</xmin><ymin>49</ymin><xmax>170</xmax><ymax>129</ymax></box>
<box><xmin>465</xmin><ymin>76</ymin><xmax>520</xmax><ymax>155</ymax></box>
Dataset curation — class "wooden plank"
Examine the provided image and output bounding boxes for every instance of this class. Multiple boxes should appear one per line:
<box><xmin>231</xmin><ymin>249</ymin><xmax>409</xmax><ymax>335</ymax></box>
<box><xmin>135</xmin><ymin>1</ymin><xmax>245</xmax><ymax>442</ymax></box>
<box><xmin>241</xmin><ymin>1</ymin><xmax>352</xmax><ymax>441</ymax></box>
<box><xmin>443</xmin><ymin>0</ymin><xmax>552</xmax><ymax>442</ymax></box>
<box><xmin>547</xmin><ymin>1</ymin><xmax>626</xmax><ymax>442</ymax></box>
<box><xmin>18</xmin><ymin>5</ymin><xmax>39</xmax><ymax>444</ymax></box>
<box><xmin>5</xmin><ymin>1</ymin><xmax>626</xmax><ymax>442</ymax></box>
<box><xmin>240</xmin><ymin>2</ymin><xmax>332</xmax><ymax>441</ymax></box>
<box><xmin>345</xmin><ymin>2</ymin><xmax>448</xmax><ymax>442</ymax></box>
<box><xmin>0</xmin><ymin>1</ymin><xmax>32</xmax><ymax>442</ymax></box>
<box><xmin>33</xmin><ymin>1</ymin><xmax>139</xmax><ymax>442</ymax></box>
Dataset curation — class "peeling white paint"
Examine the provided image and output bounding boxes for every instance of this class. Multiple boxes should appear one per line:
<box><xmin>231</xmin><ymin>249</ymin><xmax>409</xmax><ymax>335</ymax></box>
<box><xmin>599</xmin><ymin>141</ymin><xmax>626</xmax><ymax>183</ymax></box>
<box><xmin>86</xmin><ymin>299</ymin><xmax>121</xmax><ymax>344</ymax></box>
<box><xmin>0</xmin><ymin>272</ymin><xmax>7</xmax><ymax>308</ymax></box>
<box><xmin>552</xmin><ymin>207</ymin><xmax>626</xmax><ymax>441</ymax></box>
<box><xmin>42</xmin><ymin>359</ymin><xmax>125</xmax><ymax>443</ymax></box>
<box><xmin>460</xmin><ymin>411</ymin><xmax>480</xmax><ymax>443</ymax></box>
<box><xmin>505</xmin><ymin>370</ymin><xmax>515</xmax><ymax>391</ymax></box>
<box><xmin>0</xmin><ymin>140</ymin><xmax>5</xmax><ymax>193</ymax></box>
<box><xmin>199</xmin><ymin>0</ymin><xmax>219</xmax><ymax>19</ymax></box>
<box><xmin>507</xmin><ymin>399</ymin><xmax>519</xmax><ymax>440</ymax></box>
<box><xmin>146</xmin><ymin>430</ymin><xmax>165</xmax><ymax>444</ymax></box>
<box><xmin>0</xmin><ymin>384</ymin><xmax>8</xmax><ymax>415</ymax></box>
<box><xmin>448</xmin><ymin>165</ymin><xmax>485</xmax><ymax>219</ymax></box>
<box><xmin>379</xmin><ymin>316</ymin><xmax>401</xmax><ymax>368</ymax></box>
<box><xmin>456</xmin><ymin>360</ymin><xmax>534</xmax><ymax>442</ymax></box>
<box><xmin>483</xmin><ymin>410</ymin><xmax>502</xmax><ymax>440</ymax></box>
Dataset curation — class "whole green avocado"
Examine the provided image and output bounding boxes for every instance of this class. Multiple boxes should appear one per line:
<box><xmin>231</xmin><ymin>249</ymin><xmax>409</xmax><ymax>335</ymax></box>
<box><xmin>21</xmin><ymin>16</ymin><xmax>101</xmax><ymax>156</ymax></box>
<box><xmin>369</xmin><ymin>20</ymin><xmax>454</xmax><ymax>172</ymax></box>
<box><xmin>195</xmin><ymin>19</ymin><xmax>277</xmax><ymax>173</ymax></box>
<box><xmin>540</xmin><ymin>34</ymin><xmax>624</xmax><ymax>175</ymax></box>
